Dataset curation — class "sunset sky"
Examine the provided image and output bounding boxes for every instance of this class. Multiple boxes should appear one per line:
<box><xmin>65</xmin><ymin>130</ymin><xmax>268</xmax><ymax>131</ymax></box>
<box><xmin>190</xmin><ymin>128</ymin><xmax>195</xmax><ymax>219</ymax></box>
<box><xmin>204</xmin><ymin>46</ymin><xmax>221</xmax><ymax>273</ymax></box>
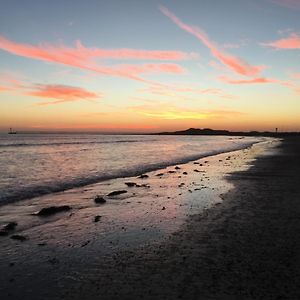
<box><xmin>0</xmin><ymin>0</ymin><xmax>299</xmax><ymax>132</ymax></box>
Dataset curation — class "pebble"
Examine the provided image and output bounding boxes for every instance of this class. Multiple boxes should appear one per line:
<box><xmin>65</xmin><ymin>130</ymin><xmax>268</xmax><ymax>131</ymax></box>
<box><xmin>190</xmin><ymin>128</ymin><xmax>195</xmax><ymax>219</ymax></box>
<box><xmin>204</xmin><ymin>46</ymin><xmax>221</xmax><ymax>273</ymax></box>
<box><xmin>107</xmin><ymin>190</ymin><xmax>127</xmax><ymax>197</ymax></box>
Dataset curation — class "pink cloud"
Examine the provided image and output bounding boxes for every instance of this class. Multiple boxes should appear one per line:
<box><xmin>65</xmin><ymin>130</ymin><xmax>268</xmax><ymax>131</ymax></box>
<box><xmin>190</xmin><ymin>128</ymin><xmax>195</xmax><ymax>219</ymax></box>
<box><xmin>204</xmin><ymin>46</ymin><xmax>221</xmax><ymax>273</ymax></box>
<box><xmin>0</xmin><ymin>36</ymin><xmax>190</xmax><ymax>62</ymax></box>
<box><xmin>0</xmin><ymin>72</ymin><xmax>103</xmax><ymax>105</ymax></box>
<box><xmin>159</xmin><ymin>6</ymin><xmax>264</xmax><ymax>77</ymax></box>
<box><xmin>0</xmin><ymin>71</ymin><xmax>27</xmax><ymax>89</ymax></box>
<box><xmin>26</xmin><ymin>84</ymin><xmax>100</xmax><ymax>105</ymax></box>
<box><xmin>196</xmin><ymin>88</ymin><xmax>236</xmax><ymax>99</ymax></box>
<box><xmin>219</xmin><ymin>76</ymin><xmax>275</xmax><ymax>84</ymax></box>
<box><xmin>74</xmin><ymin>40</ymin><xmax>193</xmax><ymax>60</ymax></box>
<box><xmin>291</xmin><ymin>73</ymin><xmax>300</xmax><ymax>79</ymax></box>
<box><xmin>0</xmin><ymin>36</ymin><xmax>188</xmax><ymax>82</ymax></box>
<box><xmin>0</xmin><ymin>85</ymin><xmax>11</xmax><ymax>92</ymax></box>
<box><xmin>219</xmin><ymin>75</ymin><xmax>300</xmax><ymax>95</ymax></box>
<box><xmin>262</xmin><ymin>33</ymin><xmax>300</xmax><ymax>49</ymax></box>
<box><xmin>116</xmin><ymin>63</ymin><xmax>185</xmax><ymax>75</ymax></box>
<box><xmin>268</xmin><ymin>0</ymin><xmax>300</xmax><ymax>9</ymax></box>
<box><xmin>140</xmin><ymin>84</ymin><xmax>236</xmax><ymax>99</ymax></box>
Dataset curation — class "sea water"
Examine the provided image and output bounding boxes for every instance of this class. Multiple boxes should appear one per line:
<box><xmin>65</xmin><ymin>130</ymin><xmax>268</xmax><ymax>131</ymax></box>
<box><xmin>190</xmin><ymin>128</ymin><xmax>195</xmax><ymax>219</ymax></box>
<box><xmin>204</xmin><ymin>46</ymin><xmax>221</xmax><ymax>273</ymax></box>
<box><xmin>0</xmin><ymin>134</ymin><xmax>263</xmax><ymax>204</ymax></box>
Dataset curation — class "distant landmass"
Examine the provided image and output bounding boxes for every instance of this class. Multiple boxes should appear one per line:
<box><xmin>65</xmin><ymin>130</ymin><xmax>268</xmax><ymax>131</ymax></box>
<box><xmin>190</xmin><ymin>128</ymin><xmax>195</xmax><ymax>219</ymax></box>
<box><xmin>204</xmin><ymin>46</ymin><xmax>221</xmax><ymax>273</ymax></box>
<box><xmin>153</xmin><ymin>128</ymin><xmax>300</xmax><ymax>137</ymax></box>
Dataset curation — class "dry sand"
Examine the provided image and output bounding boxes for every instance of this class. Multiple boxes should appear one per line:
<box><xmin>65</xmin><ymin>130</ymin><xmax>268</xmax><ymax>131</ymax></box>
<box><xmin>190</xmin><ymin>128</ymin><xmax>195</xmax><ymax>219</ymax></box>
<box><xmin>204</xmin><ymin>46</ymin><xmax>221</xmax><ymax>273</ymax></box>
<box><xmin>1</xmin><ymin>137</ymin><xmax>299</xmax><ymax>299</ymax></box>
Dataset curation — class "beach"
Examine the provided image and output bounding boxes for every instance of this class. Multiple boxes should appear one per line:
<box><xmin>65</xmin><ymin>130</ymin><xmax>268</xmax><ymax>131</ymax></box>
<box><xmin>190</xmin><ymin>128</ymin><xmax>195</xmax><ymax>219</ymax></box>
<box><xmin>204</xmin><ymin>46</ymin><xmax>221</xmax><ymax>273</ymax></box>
<box><xmin>1</xmin><ymin>0</ymin><xmax>299</xmax><ymax>299</ymax></box>
<box><xmin>0</xmin><ymin>137</ymin><xmax>299</xmax><ymax>299</ymax></box>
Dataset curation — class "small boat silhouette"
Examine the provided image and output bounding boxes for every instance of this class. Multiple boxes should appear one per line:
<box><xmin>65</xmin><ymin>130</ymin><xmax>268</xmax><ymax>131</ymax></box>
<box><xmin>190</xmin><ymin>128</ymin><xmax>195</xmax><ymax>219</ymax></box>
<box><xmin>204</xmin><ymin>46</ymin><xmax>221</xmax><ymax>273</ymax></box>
<box><xmin>8</xmin><ymin>128</ymin><xmax>17</xmax><ymax>134</ymax></box>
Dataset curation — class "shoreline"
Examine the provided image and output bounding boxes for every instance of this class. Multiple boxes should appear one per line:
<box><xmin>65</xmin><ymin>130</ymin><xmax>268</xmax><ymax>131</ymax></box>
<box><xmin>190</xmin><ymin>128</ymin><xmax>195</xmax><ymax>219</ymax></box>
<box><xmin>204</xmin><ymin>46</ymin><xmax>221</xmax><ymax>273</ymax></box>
<box><xmin>1</xmin><ymin>137</ymin><xmax>294</xmax><ymax>299</ymax></box>
<box><xmin>71</xmin><ymin>136</ymin><xmax>299</xmax><ymax>300</ymax></box>
<box><xmin>0</xmin><ymin>139</ymin><xmax>275</xmax><ymax>246</ymax></box>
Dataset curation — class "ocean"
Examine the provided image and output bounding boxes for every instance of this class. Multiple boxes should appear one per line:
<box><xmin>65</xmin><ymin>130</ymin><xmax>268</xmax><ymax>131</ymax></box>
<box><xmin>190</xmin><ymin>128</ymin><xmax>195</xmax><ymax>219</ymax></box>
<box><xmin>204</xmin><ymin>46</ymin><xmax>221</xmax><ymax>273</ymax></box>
<box><xmin>0</xmin><ymin>134</ymin><xmax>262</xmax><ymax>205</ymax></box>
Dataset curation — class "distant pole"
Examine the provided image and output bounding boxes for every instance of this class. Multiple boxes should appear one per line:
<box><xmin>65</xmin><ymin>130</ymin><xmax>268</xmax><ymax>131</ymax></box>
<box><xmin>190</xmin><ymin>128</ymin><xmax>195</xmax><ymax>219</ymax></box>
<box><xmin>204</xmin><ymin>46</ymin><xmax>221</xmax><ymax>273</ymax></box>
<box><xmin>275</xmin><ymin>128</ymin><xmax>278</xmax><ymax>134</ymax></box>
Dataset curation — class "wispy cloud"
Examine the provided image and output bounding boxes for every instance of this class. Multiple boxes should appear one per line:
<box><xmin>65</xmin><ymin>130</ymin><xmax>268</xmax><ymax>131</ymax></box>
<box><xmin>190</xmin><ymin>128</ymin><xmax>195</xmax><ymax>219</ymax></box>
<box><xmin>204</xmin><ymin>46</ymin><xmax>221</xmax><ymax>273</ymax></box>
<box><xmin>116</xmin><ymin>63</ymin><xmax>186</xmax><ymax>75</ymax></box>
<box><xmin>140</xmin><ymin>84</ymin><xmax>236</xmax><ymax>100</ymax></box>
<box><xmin>0</xmin><ymin>71</ymin><xmax>27</xmax><ymax>90</ymax></box>
<box><xmin>130</xmin><ymin>103</ymin><xmax>243</xmax><ymax>120</ymax></box>
<box><xmin>139</xmin><ymin>110</ymin><xmax>213</xmax><ymax>120</ymax></box>
<box><xmin>0</xmin><ymin>74</ymin><xmax>101</xmax><ymax>105</ymax></box>
<box><xmin>219</xmin><ymin>75</ymin><xmax>300</xmax><ymax>95</ymax></box>
<box><xmin>0</xmin><ymin>36</ymin><xmax>189</xmax><ymax>82</ymax></box>
<box><xmin>261</xmin><ymin>33</ymin><xmax>300</xmax><ymax>49</ymax></box>
<box><xmin>129</xmin><ymin>103</ymin><xmax>212</xmax><ymax>120</ymax></box>
<box><xmin>219</xmin><ymin>76</ymin><xmax>275</xmax><ymax>84</ymax></box>
<box><xmin>27</xmin><ymin>84</ymin><xmax>100</xmax><ymax>105</ymax></box>
<box><xmin>73</xmin><ymin>40</ymin><xmax>194</xmax><ymax>60</ymax></box>
<box><xmin>290</xmin><ymin>72</ymin><xmax>300</xmax><ymax>80</ymax></box>
<box><xmin>268</xmin><ymin>0</ymin><xmax>300</xmax><ymax>9</ymax></box>
<box><xmin>159</xmin><ymin>5</ymin><xmax>264</xmax><ymax>77</ymax></box>
<box><xmin>0</xmin><ymin>85</ymin><xmax>11</xmax><ymax>92</ymax></box>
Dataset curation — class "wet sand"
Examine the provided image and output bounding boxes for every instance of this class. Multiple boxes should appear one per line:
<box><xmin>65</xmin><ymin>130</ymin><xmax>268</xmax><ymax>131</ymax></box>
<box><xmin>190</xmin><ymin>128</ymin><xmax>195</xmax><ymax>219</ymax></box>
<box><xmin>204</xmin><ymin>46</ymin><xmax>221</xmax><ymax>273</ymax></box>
<box><xmin>1</xmin><ymin>137</ymin><xmax>299</xmax><ymax>299</ymax></box>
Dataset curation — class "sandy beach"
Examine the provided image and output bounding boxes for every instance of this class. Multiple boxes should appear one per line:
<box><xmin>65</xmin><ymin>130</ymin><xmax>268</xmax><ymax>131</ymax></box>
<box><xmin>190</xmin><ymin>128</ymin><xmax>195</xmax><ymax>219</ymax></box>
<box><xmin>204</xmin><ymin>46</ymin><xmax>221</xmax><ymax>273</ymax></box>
<box><xmin>0</xmin><ymin>137</ymin><xmax>299</xmax><ymax>299</ymax></box>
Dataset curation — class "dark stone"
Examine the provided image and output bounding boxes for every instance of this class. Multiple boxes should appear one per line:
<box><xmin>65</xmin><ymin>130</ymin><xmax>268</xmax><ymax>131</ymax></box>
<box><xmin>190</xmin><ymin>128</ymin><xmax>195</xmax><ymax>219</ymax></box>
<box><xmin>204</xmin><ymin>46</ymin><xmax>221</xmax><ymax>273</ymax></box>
<box><xmin>38</xmin><ymin>242</ymin><xmax>47</xmax><ymax>246</ymax></box>
<box><xmin>183</xmin><ymin>172</ymin><xmax>188</xmax><ymax>175</ymax></box>
<box><xmin>175</xmin><ymin>166</ymin><xmax>181</xmax><ymax>170</ymax></box>
<box><xmin>138</xmin><ymin>174</ymin><xmax>149</xmax><ymax>179</ymax></box>
<box><xmin>0</xmin><ymin>230</ymin><xmax>8</xmax><ymax>236</ymax></box>
<box><xmin>94</xmin><ymin>196</ymin><xmax>106</xmax><ymax>204</ymax></box>
<box><xmin>194</xmin><ymin>169</ymin><xmax>200</xmax><ymax>172</ymax></box>
<box><xmin>194</xmin><ymin>162</ymin><xmax>200</xmax><ymax>164</ymax></box>
<box><xmin>36</xmin><ymin>205</ymin><xmax>71</xmax><ymax>216</ymax></box>
<box><xmin>156</xmin><ymin>173</ymin><xmax>164</xmax><ymax>176</ymax></box>
<box><xmin>81</xmin><ymin>241</ymin><xmax>90</xmax><ymax>248</ymax></box>
<box><xmin>10</xmin><ymin>235</ymin><xmax>27</xmax><ymax>242</ymax></box>
<box><xmin>4</xmin><ymin>222</ymin><xmax>17</xmax><ymax>231</ymax></box>
<box><xmin>125</xmin><ymin>182</ymin><xmax>137</xmax><ymax>187</ymax></box>
<box><xmin>140</xmin><ymin>184</ymin><xmax>150</xmax><ymax>188</ymax></box>
<box><xmin>94</xmin><ymin>215</ymin><xmax>101</xmax><ymax>222</ymax></box>
<box><xmin>107</xmin><ymin>190</ymin><xmax>127</xmax><ymax>197</ymax></box>
<box><xmin>162</xmin><ymin>207</ymin><xmax>166</xmax><ymax>210</ymax></box>
<box><xmin>168</xmin><ymin>170</ymin><xmax>176</xmax><ymax>173</ymax></box>
<box><xmin>48</xmin><ymin>257</ymin><xmax>59</xmax><ymax>264</ymax></box>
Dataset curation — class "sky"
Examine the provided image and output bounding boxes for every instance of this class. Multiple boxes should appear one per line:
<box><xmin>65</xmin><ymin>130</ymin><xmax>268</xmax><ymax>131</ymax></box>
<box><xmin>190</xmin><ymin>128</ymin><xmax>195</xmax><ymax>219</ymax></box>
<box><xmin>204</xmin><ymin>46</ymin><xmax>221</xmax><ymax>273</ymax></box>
<box><xmin>0</xmin><ymin>0</ymin><xmax>299</xmax><ymax>133</ymax></box>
